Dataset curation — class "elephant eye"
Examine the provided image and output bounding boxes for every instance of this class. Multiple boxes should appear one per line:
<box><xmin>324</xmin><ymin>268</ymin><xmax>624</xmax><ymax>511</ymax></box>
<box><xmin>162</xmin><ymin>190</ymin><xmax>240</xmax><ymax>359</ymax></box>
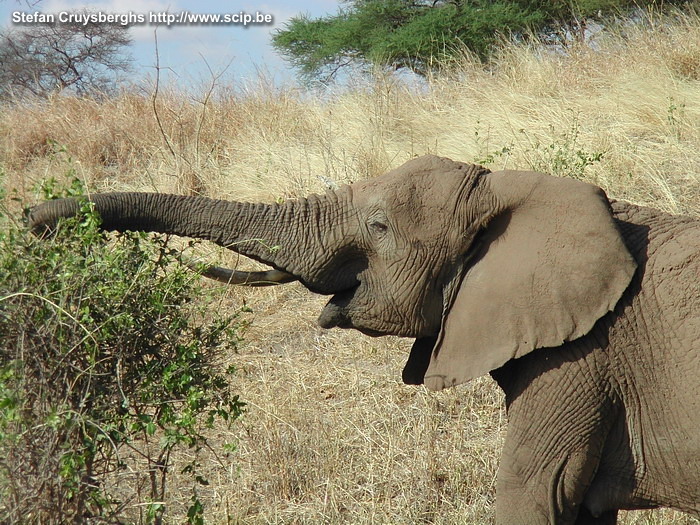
<box><xmin>369</xmin><ymin>220</ymin><xmax>388</xmax><ymax>235</ymax></box>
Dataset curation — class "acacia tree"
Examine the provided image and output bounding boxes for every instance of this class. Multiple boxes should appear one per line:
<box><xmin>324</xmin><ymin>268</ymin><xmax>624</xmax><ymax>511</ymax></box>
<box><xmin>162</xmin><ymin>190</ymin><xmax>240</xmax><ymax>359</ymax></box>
<box><xmin>272</xmin><ymin>0</ymin><xmax>690</xmax><ymax>82</ymax></box>
<box><xmin>0</xmin><ymin>18</ymin><xmax>132</xmax><ymax>98</ymax></box>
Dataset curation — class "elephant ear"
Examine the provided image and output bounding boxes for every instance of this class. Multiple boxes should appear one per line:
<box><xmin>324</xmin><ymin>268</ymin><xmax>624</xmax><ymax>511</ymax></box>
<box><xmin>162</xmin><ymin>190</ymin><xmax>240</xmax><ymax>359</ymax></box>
<box><xmin>421</xmin><ymin>170</ymin><xmax>637</xmax><ymax>391</ymax></box>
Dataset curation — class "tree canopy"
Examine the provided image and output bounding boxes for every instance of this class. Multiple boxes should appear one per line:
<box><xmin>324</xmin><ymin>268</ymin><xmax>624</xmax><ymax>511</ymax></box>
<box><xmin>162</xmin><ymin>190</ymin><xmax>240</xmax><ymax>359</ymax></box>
<box><xmin>0</xmin><ymin>16</ymin><xmax>132</xmax><ymax>98</ymax></box>
<box><xmin>272</xmin><ymin>0</ymin><xmax>691</xmax><ymax>82</ymax></box>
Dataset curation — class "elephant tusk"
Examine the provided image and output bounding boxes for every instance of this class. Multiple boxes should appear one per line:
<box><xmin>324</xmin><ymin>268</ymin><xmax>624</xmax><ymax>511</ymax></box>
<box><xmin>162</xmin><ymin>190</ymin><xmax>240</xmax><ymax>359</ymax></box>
<box><xmin>203</xmin><ymin>267</ymin><xmax>297</xmax><ymax>287</ymax></box>
<box><xmin>182</xmin><ymin>258</ymin><xmax>297</xmax><ymax>287</ymax></box>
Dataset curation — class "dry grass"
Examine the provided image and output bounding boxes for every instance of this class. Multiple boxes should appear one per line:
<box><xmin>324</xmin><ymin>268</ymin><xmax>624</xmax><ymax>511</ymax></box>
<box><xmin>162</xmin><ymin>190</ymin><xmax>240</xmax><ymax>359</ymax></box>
<box><xmin>2</xmin><ymin>10</ymin><xmax>700</xmax><ymax>524</ymax></box>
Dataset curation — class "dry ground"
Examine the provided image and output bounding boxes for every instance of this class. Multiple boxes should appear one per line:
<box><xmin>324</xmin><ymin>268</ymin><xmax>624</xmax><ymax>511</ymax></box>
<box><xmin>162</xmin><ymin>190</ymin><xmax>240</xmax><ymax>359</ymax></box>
<box><xmin>2</xmin><ymin>11</ymin><xmax>700</xmax><ymax>524</ymax></box>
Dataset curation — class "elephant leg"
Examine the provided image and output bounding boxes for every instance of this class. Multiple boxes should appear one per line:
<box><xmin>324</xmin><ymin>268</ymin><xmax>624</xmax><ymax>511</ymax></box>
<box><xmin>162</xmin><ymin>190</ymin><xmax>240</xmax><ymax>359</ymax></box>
<box><xmin>575</xmin><ymin>507</ymin><xmax>618</xmax><ymax>524</ymax></box>
<box><xmin>495</xmin><ymin>443</ymin><xmax>607</xmax><ymax>525</ymax></box>
<box><xmin>492</xmin><ymin>347</ymin><xmax>616</xmax><ymax>525</ymax></box>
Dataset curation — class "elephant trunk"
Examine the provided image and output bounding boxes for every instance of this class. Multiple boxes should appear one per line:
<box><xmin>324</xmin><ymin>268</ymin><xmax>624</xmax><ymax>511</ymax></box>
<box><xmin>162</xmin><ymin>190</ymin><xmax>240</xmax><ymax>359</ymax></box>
<box><xmin>28</xmin><ymin>191</ymin><xmax>350</xmax><ymax>293</ymax></box>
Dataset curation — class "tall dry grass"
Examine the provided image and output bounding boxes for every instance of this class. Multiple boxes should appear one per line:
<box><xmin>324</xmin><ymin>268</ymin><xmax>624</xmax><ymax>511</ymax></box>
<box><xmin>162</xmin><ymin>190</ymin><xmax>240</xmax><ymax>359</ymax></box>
<box><xmin>1</xmin><ymin>10</ymin><xmax>699</xmax><ymax>524</ymax></box>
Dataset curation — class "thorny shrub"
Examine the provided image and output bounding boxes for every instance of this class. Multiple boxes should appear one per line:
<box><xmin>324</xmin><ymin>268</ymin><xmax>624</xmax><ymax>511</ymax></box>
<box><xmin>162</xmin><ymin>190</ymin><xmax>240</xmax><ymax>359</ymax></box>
<box><xmin>0</xmin><ymin>176</ymin><xmax>245</xmax><ymax>524</ymax></box>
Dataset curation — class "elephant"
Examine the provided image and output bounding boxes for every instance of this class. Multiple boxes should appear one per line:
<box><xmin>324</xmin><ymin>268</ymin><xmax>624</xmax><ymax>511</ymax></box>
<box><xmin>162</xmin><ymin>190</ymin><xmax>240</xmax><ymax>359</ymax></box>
<box><xmin>28</xmin><ymin>155</ymin><xmax>700</xmax><ymax>524</ymax></box>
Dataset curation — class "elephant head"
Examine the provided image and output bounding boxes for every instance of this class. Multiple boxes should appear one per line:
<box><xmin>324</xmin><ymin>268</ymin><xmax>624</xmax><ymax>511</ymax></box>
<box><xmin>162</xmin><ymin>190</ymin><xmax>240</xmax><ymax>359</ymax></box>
<box><xmin>28</xmin><ymin>155</ymin><xmax>636</xmax><ymax>390</ymax></box>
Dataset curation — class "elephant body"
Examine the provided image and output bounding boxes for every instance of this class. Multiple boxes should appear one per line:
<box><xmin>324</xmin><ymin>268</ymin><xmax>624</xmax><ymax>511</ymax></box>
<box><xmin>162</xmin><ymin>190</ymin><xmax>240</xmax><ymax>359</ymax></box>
<box><xmin>606</xmin><ymin>202</ymin><xmax>699</xmax><ymax>513</ymax></box>
<box><xmin>28</xmin><ymin>155</ymin><xmax>700</xmax><ymax>523</ymax></box>
<box><xmin>494</xmin><ymin>199</ymin><xmax>700</xmax><ymax>523</ymax></box>
<box><xmin>491</xmin><ymin>200</ymin><xmax>700</xmax><ymax>523</ymax></box>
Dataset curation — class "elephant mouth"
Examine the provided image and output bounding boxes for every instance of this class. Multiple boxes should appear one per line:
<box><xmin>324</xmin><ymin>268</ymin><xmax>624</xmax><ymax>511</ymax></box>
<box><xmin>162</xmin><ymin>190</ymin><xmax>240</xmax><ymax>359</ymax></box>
<box><xmin>317</xmin><ymin>286</ymin><xmax>357</xmax><ymax>330</ymax></box>
<box><xmin>316</xmin><ymin>285</ymin><xmax>390</xmax><ymax>337</ymax></box>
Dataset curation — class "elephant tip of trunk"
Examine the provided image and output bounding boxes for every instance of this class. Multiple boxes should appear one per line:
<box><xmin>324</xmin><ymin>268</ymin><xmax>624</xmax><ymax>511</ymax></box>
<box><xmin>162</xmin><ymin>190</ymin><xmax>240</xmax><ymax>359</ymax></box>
<box><xmin>26</xmin><ymin>197</ymin><xmax>83</xmax><ymax>238</ymax></box>
<box><xmin>26</xmin><ymin>207</ymin><xmax>56</xmax><ymax>238</ymax></box>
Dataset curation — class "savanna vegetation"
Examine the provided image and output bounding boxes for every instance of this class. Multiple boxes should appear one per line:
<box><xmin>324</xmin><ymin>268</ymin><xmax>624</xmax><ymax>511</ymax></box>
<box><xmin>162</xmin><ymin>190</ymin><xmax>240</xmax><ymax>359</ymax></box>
<box><xmin>0</xmin><ymin>182</ymin><xmax>245</xmax><ymax>523</ymax></box>
<box><xmin>1</xmin><ymin>8</ymin><xmax>700</xmax><ymax>524</ymax></box>
<box><xmin>272</xmin><ymin>0</ymin><xmax>693</xmax><ymax>81</ymax></box>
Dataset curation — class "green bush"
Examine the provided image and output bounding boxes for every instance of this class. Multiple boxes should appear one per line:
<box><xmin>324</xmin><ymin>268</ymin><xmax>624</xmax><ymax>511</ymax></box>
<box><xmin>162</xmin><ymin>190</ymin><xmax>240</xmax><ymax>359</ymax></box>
<box><xmin>0</xmin><ymin>179</ymin><xmax>245</xmax><ymax>524</ymax></box>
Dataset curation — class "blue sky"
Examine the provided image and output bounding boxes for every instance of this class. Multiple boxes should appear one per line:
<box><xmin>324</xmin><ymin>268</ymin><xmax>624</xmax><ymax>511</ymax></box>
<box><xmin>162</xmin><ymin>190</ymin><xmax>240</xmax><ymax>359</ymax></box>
<box><xmin>1</xmin><ymin>1</ymin><xmax>341</xmax><ymax>86</ymax></box>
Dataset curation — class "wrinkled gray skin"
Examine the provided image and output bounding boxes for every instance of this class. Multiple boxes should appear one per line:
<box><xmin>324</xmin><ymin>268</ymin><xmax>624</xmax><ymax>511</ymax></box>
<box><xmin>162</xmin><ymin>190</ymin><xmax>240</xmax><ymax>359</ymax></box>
<box><xmin>28</xmin><ymin>155</ymin><xmax>700</xmax><ymax>524</ymax></box>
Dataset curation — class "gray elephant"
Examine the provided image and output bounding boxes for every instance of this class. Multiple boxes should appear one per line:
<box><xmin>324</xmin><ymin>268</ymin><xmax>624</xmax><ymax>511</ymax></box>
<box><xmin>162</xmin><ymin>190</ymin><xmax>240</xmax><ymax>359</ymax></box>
<box><xmin>28</xmin><ymin>155</ymin><xmax>700</xmax><ymax>524</ymax></box>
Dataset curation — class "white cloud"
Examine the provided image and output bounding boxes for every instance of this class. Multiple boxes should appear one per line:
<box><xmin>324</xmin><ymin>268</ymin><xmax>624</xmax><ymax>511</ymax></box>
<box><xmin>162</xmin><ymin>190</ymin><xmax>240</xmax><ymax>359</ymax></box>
<box><xmin>43</xmin><ymin>0</ymin><xmax>175</xmax><ymax>15</ymax></box>
<box><xmin>41</xmin><ymin>0</ymin><xmax>179</xmax><ymax>42</ymax></box>
<box><xmin>11</xmin><ymin>0</ymin><xmax>340</xmax><ymax>82</ymax></box>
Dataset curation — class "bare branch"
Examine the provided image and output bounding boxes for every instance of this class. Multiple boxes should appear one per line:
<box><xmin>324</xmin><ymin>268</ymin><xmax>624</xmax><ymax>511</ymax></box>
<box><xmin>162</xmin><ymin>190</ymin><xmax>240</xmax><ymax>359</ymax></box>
<box><xmin>0</xmin><ymin>11</ymin><xmax>133</xmax><ymax>98</ymax></box>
